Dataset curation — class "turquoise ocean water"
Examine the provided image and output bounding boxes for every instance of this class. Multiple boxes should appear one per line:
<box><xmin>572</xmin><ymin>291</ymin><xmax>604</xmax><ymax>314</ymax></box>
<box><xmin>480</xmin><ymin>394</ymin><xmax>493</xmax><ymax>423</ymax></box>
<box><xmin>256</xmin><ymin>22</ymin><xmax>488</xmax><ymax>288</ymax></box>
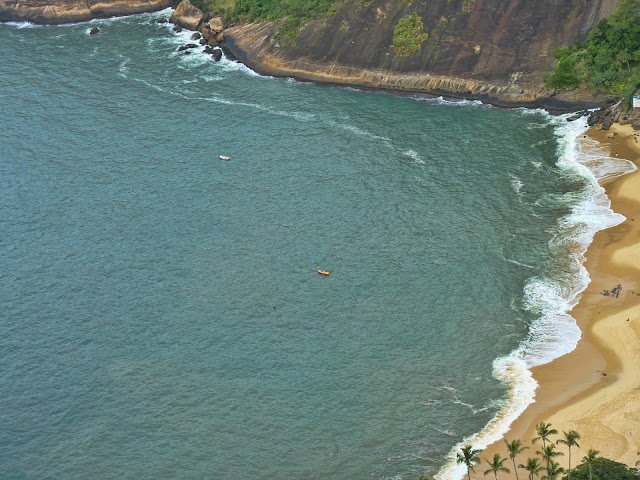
<box><xmin>0</xmin><ymin>11</ymin><xmax>635</xmax><ymax>480</ymax></box>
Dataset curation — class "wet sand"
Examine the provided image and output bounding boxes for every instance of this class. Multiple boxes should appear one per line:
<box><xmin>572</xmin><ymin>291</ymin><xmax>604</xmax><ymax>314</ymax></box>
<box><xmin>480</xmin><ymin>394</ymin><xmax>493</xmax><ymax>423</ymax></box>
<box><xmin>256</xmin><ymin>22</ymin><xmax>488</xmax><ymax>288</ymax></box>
<box><xmin>481</xmin><ymin>123</ymin><xmax>640</xmax><ymax>473</ymax></box>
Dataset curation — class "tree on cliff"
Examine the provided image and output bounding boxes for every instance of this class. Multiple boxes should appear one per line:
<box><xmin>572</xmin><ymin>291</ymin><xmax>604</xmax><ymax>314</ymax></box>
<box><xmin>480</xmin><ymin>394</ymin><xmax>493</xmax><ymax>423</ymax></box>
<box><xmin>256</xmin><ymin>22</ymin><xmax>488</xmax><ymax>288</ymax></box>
<box><xmin>545</xmin><ymin>0</ymin><xmax>640</xmax><ymax>105</ymax></box>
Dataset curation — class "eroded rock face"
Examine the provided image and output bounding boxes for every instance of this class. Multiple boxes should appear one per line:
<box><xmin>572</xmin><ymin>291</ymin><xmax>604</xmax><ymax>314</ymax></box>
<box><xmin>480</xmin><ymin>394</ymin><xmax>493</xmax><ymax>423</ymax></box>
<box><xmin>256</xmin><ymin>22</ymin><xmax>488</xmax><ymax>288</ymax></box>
<box><xmin>168</xmin><ymin>0</ymin><xmax>203</xmax><ymax>31</ymax></box>
<box><xmin>223</xmin><ymin>0</ymin><xmax>621</xmax><ymax>107</ymax></box>
<box><xmin>0</xmin><ymin>0</ymin><xmax>174</xmax><ymax>24</ymax></box>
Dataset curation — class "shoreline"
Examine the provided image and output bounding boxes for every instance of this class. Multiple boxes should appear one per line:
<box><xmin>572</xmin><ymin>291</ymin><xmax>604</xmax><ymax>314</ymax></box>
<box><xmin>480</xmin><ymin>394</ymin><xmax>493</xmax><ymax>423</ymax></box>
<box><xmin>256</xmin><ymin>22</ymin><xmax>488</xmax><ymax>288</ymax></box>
<box><xmin>222</xmin><ymin>27</ymin><xmax>608</xmax><ymax>115</ymax></box>
<box><xmin>0</xmin><ymin>10</ymin><xmax>610</xmax><ymax>112</ymax></box>
<box><xmin>5</xmin><ymin>13</ymin><xmax>640</xmax><ymax>474</ymax></box>
<box><xmin>480</xmin><ymin>123</ymin><xmax>640</xmax><ymax>473</ymax></box>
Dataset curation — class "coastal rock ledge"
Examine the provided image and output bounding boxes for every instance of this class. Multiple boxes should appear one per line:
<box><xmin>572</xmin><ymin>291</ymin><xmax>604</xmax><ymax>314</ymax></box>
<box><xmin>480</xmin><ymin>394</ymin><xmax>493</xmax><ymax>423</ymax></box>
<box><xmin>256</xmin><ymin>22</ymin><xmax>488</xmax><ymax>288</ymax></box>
<box><xmin>0</xmin><ymin>0</ymin><xmax>174</xmax><ymax>24</ymax></box>
<box><xmin>169</xmin><ymin>0</ymin><xmax>225</xmax><ymax>47</ymax></box>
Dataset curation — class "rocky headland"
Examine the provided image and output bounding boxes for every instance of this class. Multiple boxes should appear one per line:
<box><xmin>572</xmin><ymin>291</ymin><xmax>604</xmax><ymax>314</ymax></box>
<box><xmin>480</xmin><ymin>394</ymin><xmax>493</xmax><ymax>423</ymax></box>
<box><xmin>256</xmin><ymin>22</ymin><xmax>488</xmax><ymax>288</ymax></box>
<box><xmin>2</xmin><ymin>0</ymin><xmax>638</xmax><ymax>117</ymax></box>
<box><xmin>221</xmin><ymin>0</ymin><xmax>621</xmax><ymax>111</ymax></box>
<box><xmin>0</xmin><ymin>0</ymin><xmax>174</xmax><ymax>24</ymax></box>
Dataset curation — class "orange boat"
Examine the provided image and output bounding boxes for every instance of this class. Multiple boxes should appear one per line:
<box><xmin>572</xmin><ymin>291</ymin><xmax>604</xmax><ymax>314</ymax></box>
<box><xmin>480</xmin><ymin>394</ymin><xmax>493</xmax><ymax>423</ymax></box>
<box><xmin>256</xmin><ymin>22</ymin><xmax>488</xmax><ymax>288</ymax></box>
<box><xmin>317</xmin><ymin>270</ymin><xmax>330</xmax><ymax>276</ymax></box>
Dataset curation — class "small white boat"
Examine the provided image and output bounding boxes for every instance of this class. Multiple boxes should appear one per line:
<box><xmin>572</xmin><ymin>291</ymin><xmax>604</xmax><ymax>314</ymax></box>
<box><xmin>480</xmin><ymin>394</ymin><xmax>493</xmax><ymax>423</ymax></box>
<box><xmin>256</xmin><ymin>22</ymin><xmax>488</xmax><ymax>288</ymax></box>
<box><xmin>219</xmin><ymin>155</ymin><xmax>231</xmax><ymax>161</ymax></box>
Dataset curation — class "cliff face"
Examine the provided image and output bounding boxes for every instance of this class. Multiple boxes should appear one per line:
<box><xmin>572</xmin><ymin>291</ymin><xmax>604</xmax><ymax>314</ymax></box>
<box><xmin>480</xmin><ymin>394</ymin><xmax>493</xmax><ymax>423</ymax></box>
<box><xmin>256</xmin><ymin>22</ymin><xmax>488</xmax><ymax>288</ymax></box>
<box><xmin>0</xmin><ymin>0</ymin><xmax>174</xmax><ymax>23</ymax></box>
<box><xmin>224</xmin><ymin>0</ymin><xmax>621</xmax><ymax>108</ymax></box>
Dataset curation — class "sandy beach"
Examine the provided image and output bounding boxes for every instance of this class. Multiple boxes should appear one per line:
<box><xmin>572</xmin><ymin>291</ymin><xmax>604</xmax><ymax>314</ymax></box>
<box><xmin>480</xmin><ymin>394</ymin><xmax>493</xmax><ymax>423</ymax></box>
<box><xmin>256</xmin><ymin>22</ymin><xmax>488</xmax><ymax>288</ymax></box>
<box><xmin>481</xmin><ymin>123</ymin><xmax>640</xmax><ymax>474</ymax></box>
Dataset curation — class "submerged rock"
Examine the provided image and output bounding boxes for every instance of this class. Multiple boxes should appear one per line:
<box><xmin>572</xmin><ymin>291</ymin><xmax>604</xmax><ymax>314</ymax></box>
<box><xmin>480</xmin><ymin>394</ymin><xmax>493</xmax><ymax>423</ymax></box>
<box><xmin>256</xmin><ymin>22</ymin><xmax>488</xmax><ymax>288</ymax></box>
<box><xmin>191</xmin><ymin>32</ymin><xmax>201</xmax><ymax>40</ymax></box>
<box><xmin>158</xmin><ymin>17</ymin><xmax>168</xmax><ymax>24</ymax></box>
<box><xmin>89</xmin><ymin>26</ymin><xmax>100</xmax><ymax>35</ymax></box>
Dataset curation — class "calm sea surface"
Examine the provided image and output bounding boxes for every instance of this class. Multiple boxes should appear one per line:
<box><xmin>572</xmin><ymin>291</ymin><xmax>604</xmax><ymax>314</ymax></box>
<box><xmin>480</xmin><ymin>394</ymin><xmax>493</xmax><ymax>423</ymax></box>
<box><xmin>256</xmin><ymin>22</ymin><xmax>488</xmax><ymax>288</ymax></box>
<box><xmin>0</xmin><ymin>11</ymin><xmax>616</xmax><ymax>480</ymax></box>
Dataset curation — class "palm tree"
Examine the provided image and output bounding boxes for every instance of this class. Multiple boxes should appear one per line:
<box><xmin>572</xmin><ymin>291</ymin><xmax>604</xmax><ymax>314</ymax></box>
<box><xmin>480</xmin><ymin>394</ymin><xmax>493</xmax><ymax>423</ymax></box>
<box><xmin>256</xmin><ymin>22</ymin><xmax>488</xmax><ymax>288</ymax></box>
<box><xmin>505</xmin><ymin>439</ymin><xmax>528</xmax><ymax>480</ymax></box>
<box><xmin>483</xmin><ymin>453</ymin><xmax>510</xmax><ymax>480</ymax></box>
<box><xmin>518</xmin><ymin>457</ymin><xmax>544</xmax><ymax>480</ymax></box>
<box><xmin>580</xmin><ymin>449</ymin><xmax>599</xmax><ymax>480</ymax></box>
<box><xmin>536</xmin><ymin>444</ymin><xmax>563</xmax><ymax>472</ymax></box>
<box><xmin>556</xmin><ymin>430</ymin><xmax>581</xmax><ymax>480</ymax></box>
<box><xmin>532</xmin><ymin>422</ymin><xmax>558</xmax><ymax>450</ymax></box>
<box><xmin>457</xmin><ymin>445</ymin><xmax>482</xmax><ymax>480</ymax></box>
<box><xmin>542</xmin><ymin>460</ymin><xmax>565</xmax><ymax>480</ymax></box>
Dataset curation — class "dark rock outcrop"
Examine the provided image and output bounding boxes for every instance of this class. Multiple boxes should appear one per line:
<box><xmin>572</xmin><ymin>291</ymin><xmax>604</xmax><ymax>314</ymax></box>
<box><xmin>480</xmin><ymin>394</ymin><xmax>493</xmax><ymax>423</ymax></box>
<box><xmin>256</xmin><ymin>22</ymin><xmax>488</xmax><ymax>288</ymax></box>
<box><xmin>210</xmin><ymin>47</ymin><xmax>222</xmax><ymax>61</ymax></box>
<box><xmin>89</xmin><ymin>26</ymin><xmax>99</xmax><ymax>35</ymax></box>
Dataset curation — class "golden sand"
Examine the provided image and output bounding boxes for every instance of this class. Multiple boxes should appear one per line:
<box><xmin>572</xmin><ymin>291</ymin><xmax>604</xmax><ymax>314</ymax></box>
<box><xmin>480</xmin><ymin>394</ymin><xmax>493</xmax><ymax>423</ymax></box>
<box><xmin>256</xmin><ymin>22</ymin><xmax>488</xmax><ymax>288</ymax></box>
<box><xmin>480</xmin><ymin>123</ymin><xmax>640</xmax><ymax>474</ymax></box>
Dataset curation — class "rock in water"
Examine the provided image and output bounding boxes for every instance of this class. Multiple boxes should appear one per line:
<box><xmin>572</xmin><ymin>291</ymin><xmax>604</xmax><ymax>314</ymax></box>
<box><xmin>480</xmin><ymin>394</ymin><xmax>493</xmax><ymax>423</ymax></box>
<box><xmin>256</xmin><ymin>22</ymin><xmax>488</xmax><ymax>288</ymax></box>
<box><xmin>211</xmin><ymin>48</ymin><xmax>222</xmax><ymax>62</ymax></box>
<box><xmin>89</xmin><ymin>26</ymin><xmax>100</xmax><ymax>35</ymax></box>
<box><xmin>172</xmin><ymin>25</ymin><xmax>183</xmax><ymax>33</ymax></box>
<box><xmin>191</xmin><ymin>32</ymin><xmax>201</xmax><ymax>40</ymax></box>
<box><xmin>157</xmin><ymin>18</ymin><xmax>168</xmax><ymax>24</ymax></box>
<box><xmin>169</xmin><ymin>0</ymin><xmax>204</xmax><ymax>31</ymax></box>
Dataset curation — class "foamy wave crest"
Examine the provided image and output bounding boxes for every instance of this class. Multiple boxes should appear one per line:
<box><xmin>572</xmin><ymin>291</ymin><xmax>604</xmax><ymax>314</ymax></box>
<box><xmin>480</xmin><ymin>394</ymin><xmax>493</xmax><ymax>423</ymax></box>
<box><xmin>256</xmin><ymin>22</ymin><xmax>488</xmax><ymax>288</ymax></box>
<box><xmin>333</xmin><ymin>122</ymin><xmax>393</xmax><ymax>144</ymax></box>
<box><xmin>510</xmin><ymin>174</ymin><xmax>524</xmax><ymax>195</ymax></box>
<box><xmin>436</xmin><ymin>113</ymin><xmax>635</xmax><ymax>480</ymax></box>
<box><xmin>411</xmin><ymin>95</ymin><xmax>487</xmax><ymax>108</ymax></box>
<box><xmin>3</xmin><ymin>21</ymin><xmax>41</xmax><ymax>28</ymax></box>
<box><xmin>403</xmin><ymin>149</ymin><xmax>425</xmax><ymax>164</ymax></box>
<box><xmin>435</xmin><ymin>356</ymin><xmax>537</xmax><ymax>480</ymax></box>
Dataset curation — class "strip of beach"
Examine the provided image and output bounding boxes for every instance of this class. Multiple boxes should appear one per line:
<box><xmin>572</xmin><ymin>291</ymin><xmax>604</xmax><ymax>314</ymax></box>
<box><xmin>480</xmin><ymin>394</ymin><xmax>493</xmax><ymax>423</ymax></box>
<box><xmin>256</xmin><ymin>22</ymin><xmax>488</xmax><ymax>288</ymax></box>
<box><xmin>481</xmin><ymin>123</ymin><xmax>640</xmax><ymax>472</ymax></box>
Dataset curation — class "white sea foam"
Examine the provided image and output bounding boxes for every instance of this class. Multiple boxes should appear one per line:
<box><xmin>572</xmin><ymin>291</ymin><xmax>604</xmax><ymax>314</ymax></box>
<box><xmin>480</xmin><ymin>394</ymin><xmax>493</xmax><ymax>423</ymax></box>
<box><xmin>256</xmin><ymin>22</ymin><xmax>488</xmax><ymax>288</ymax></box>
<box><xmin>410</xmin><ymin>95</ymin><xmax>488</xmax><ymax>108</ymax></box>
<box><xmin>402</xmin><ymin>149</ymin><xmax>425</xmax><ymax>164</ymax></box>
<box><xmin>334</xmin><ymin>122</ymin><xmax>393</xmax><ymax>143</ymax></box>
<box><xmin>510</xmin><ymin>174</ymin><xmax>524</xmax><ymax>195</ymax></box>
<box><xmin>3</xmin><ymin>21</ymin><xmax>40</xmax><ymax>28</ymax></box>
<box><xmin>436</xmin><ymin>114</ymin><xmax>636</xmax><ymax>480</ymax></box>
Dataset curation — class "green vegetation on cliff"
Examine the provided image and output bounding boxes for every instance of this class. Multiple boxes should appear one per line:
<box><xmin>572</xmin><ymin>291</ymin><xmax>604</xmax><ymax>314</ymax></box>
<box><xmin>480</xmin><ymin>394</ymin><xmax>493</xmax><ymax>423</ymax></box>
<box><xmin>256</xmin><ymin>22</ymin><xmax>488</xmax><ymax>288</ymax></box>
<box><xmin>189</xmin><ymin>0</ymin><xmax>336</xmax><ymax>38</ymax></box>
<box><xmin>544</xmin><ymin>0</ymin><xmax>640</xmax><ymax>105</ymax></box>
<box><xmin>392</xmin><ymin>14</ymin><xmax>429</xmax><ymax>56</ymax></box>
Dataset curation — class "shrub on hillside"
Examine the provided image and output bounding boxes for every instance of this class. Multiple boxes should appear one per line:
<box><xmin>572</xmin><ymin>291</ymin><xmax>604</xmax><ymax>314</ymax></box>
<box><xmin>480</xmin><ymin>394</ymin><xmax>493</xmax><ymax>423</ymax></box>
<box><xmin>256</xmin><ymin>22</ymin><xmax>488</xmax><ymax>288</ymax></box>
<box><xmin>392</xmin><ymin>14</ymin><xmax>429</xmax><ymax>56</ymax></box>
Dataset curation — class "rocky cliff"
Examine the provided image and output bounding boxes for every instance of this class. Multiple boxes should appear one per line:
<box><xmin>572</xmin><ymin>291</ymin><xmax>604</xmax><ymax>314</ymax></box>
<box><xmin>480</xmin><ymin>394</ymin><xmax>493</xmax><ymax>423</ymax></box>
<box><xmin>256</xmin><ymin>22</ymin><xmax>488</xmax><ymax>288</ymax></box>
<box><xmin>0</xmin><ymin>0</ymin><xmax>623</xmax><ymax>108</ymax></box>
<box><xmin>0</xmin><ymin>0</ymin><xmax>174</xmax><ymax>24</ymax></box>
<box><xmin>223</xmin><ymin>0</ymin><xmax>621</xmax><ymax>109</ymax></box>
